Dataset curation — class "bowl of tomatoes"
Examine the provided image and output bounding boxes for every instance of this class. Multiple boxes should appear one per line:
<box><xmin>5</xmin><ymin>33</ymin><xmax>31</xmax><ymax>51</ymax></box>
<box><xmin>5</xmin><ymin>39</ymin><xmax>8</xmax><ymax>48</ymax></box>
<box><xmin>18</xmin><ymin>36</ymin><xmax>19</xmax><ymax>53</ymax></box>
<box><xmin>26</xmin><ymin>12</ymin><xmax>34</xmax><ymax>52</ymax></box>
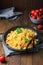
<box><xmin>29</xmin><ymin>8</ymin><xmax>43</xmax><ymax>24</ymax></box>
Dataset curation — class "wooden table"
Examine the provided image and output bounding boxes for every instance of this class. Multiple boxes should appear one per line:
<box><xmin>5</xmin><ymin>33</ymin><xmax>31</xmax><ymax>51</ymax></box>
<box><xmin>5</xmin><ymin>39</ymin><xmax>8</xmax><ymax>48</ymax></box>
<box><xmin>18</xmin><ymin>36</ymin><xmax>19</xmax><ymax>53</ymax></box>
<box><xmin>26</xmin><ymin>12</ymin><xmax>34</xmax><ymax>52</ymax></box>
<box><xmin>0</xmin><ymin>10</ymin><xmax>43</xmax><ymax>65</ymax></box>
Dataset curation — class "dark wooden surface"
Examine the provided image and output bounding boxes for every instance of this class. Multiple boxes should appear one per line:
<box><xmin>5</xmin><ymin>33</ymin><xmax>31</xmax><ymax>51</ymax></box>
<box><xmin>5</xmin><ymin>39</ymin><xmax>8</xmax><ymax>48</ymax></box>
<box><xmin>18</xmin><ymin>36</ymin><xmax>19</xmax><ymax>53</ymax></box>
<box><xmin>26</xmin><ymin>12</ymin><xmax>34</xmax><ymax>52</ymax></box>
<box><xmin>0</xmin><ymin>10</ymin><xmax>43</xmax><ymax>65</ymax></box>
<box><xmin>0</xmin><ymin>0</ymin><xmax>43</xmax><ymax>11</ymax></box>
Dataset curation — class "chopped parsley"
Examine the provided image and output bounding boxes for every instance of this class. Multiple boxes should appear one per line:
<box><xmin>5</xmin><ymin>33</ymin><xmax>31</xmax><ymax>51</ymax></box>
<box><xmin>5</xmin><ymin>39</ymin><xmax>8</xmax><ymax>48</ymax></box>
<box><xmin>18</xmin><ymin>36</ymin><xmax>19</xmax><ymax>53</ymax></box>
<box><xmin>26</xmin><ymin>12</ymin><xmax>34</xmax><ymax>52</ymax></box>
<box><xmin>24</xmin><ymin>38</ymin><xmax>29</xmax><ymax>43</ymax></box>
<box><xmin>16</xmin><ymin>28</ymin><xmax>22</xmax><ymax>33</ymax></box>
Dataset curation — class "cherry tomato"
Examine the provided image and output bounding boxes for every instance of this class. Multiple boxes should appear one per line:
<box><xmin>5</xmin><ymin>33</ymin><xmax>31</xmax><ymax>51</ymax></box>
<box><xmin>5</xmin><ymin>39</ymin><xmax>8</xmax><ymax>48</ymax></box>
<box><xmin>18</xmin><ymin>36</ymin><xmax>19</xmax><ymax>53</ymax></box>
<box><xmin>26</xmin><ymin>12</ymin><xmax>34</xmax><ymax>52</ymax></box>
<box><xmin>37</xmin><ymin>17</ymin><xmax>41</xmax><ymax>20</ymax></box>
<box><xmin>35</xmin><ymin>10</ymin><xmax>39</xmax><ymax>13</ymax></box>
<box><xmin>34</xmin><ymin>12</ymin><xmax>38</xmax><ymax>16</ymax></box>
<box><xmin>39</xmin><ymin>8</ymin><xmax>43</xmax><ymax>12</ymax></box>
<box><xmin>32</xmin><ymin>15</ymin><xmax>36</xmax><ymax>19</ymax></box>
<box><xmin>31</xmin><ymin>10</ymin><xmax>35</xmax><ymax>14</ymax></box>
<box><xmin>37</xmin><ymin>24</ymin><xmax>42</xmax><ymax>30</ymax></box>
<box><xmin>0</xmin><ymin>55</ymin><xmax>5</xmax><ymax>62</ymax></box>
<box><xmin>30</xmin><ymin>9</ymin><xmax>43</xmax><ymax>20</ymax></box>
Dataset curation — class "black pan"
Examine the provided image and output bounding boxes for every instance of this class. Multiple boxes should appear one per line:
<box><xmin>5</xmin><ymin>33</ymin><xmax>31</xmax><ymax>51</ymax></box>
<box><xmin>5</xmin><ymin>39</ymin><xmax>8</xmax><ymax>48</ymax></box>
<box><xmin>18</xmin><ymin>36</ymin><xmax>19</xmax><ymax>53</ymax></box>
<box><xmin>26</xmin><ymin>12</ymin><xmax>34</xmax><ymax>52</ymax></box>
<box><xmin>0</xmin><ymin>26</ymin><xmax>42</xmax><ymax>52</ymax></box>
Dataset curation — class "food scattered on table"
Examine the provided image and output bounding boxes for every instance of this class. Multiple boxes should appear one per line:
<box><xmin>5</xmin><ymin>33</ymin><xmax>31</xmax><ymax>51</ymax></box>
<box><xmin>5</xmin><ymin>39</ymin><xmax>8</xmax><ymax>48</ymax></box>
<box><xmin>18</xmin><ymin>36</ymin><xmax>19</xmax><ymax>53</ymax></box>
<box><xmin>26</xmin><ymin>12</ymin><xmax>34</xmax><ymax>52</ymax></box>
<box><xmin>37</xmin><ymin>24</ymin><xmax>42</xmax><ymax>30</ymax></box>
<box><xmin>6</xmin><ymin>28</ymin><xmax>39</xmax><ymax>50</ymax></box>
<box><xmin>0</xmin><ymin>55</ymin><xmax>6</xmax><ymax>62</ymax></box>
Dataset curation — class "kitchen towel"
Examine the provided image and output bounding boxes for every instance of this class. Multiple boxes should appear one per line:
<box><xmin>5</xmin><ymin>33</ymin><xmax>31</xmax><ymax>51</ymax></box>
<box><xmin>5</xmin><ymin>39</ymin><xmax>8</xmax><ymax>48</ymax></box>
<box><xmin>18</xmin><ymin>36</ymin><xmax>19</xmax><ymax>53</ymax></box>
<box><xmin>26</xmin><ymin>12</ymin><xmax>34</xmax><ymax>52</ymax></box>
<box><xmin>0</xmin><ymin>7</ymin><xmax>22</xmax><ymax>20</ymax></box>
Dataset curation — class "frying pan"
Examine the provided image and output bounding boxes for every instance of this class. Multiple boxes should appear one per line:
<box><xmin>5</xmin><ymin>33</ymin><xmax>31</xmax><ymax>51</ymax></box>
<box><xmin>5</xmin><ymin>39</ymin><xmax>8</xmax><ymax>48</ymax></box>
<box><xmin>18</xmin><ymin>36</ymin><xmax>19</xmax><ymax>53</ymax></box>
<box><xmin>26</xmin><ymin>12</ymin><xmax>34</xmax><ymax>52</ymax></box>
<box><xmin>0</xmin><ymin>26</ymin><xmax>42</xmax><ymax>52</ymax></box>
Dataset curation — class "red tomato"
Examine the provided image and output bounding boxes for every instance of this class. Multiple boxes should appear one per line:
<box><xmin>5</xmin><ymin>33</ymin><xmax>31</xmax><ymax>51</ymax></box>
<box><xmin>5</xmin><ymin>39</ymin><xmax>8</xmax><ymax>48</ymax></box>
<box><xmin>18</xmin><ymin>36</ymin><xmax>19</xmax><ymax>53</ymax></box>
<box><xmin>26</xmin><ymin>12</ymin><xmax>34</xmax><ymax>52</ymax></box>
<box><xmin>37</xmin><ymin>24</ymin><xmax>42</xmax><ymax>30</ymax></box>
<box><xmin>35</xmin><ymin>10</ymin><xmax>39</xmax><ymax>13</ymax></box>
<box><xmin>31</xmin><ymin>10</ymin><xmax>35</xmax><ymax>14</ymax></box>
<box><xmin>37</xmin><ymin>17</ymin><xmax>41</xmax><ymax>20</ymax></box>
<box><xmin>31</xmin><ymin>15</ymin><xmax>36</xmax><ymax>19</ymax></box>
<box><xmin>34</xmin><ymin>12</ymin><xmax>38</xmax><ymax>16</ymax></box>
<box><xmin>39</xmin><ymin>8</ymin><xmax>43</xmax><ymax>12</ymax></box>
<box><xmin>32</xmin><ymin>16</ymin><xmax>36</xmax><ymax>19</ymax></box>
<box><xmin>0</xmin><ymin>56</ymin><xmax>5</xmax><ymax>62</ymax></box>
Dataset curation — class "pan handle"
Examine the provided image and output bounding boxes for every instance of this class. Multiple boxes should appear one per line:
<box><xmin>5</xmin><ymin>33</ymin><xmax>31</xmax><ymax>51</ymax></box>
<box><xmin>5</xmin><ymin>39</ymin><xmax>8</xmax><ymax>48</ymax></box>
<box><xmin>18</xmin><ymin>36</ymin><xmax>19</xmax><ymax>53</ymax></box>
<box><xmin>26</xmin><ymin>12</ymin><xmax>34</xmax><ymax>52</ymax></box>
<box><xmin>0</xmin><ymin>33</ymin><xmax>4</xmax><ymax>42</ymax></box>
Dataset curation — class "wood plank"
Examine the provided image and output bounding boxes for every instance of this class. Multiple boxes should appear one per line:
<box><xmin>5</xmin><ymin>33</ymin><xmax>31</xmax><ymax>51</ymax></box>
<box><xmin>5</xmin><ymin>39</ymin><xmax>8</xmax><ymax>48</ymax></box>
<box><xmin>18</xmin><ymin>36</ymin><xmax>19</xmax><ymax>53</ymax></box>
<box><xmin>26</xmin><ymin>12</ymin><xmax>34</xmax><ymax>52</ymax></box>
<box><xmin>32</xmin><ymin>52</ymin><xmax>43</xmax><ymax>65</ymax></box>
<box><xmin>0</xmin><ymin>0</ymin><xmax>43</xmax><ymax>11</ymax></box>
<box><xmin>21</xmin><ymin>54</ymin><xmax>32</xmax><ymax>65</ymax></box>
<box><xmin>6</xmin><ymin>55</ymin><xmax>21</xmax><ymax>65</ymax></box>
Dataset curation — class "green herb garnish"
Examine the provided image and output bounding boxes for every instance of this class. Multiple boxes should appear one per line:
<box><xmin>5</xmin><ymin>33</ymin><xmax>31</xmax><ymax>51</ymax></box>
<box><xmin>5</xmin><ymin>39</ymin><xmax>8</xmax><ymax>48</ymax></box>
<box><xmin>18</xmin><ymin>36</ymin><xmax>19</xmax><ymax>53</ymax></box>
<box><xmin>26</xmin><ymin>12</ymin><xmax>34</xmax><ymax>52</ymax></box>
<box><xmin>16</xmin><ymin>28</ymin><xmax>22</xmax><ymax>33</ymax></box>
<box><xmin>24</xmin><ymin>38</ymin><xmax>29</xmax><ymax>43</ymax></box>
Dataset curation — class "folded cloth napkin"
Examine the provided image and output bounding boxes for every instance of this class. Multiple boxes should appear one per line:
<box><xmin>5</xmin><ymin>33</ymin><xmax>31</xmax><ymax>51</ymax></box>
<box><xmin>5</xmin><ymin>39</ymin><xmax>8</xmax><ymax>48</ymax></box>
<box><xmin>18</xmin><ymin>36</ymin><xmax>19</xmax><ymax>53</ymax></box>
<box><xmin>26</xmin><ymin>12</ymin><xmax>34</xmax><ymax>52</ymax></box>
<box><xmin>0</xmin><ymin>7</ymin><xmax>22</xmax><ymax>20</ymax></box>
<box><xmin>2</xmin><ymin>41</ymin><xmax>43</xmax><ymax>56</ymax></box>
<box><xmin>2</xmin><ymin>42</ymin><xmax>26</xmax><ymax>56</ymax></box>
